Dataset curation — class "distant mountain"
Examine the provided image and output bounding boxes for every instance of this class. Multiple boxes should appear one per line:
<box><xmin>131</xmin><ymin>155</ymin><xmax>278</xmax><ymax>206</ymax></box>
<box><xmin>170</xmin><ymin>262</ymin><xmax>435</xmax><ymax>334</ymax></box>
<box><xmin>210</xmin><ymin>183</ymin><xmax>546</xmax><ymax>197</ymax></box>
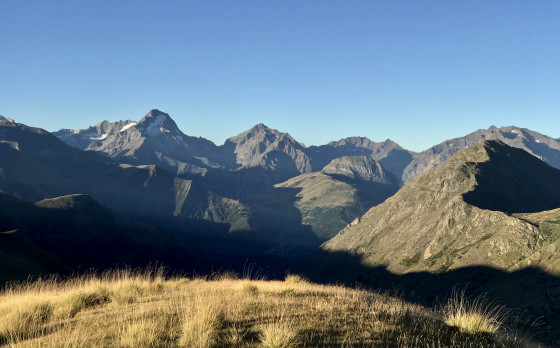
<box><xmin>249</xmin><ymin>156</ymin><xmax>399</xmax><ymax>241</ymax></box>
<box><xmin>54</xmin><ymin>109</ymin><xmax>220</xmax><ymax>179</ymax></box>
<box><xmin>0</xmin><ymin>193</ymin><xmax>201</xmax><ymax>282</ymax></box>
<box><xmin>305</xmin><ymin>137</ymin><xmax>414</xmax><ymax>180</ymax></box>
<box><xmin>318</xmin><ymin>140</ymin><xmax>560</xmax><ymax>275</ymax></box>
<box><xmin>201</xmin><ymin>123</ymin><xmax>313</xmax><ymax>198</ymax></box>
<box><xmin>0</xmin><ymin>117</ymin><xmax>251</xmax><ymax>235</ymax></box>
<box><xmin>402</xmin><ymin>126</ymin><xmax>560</xmax><ymax>182</ymax></box>
<box><xmin>54</xmin><ymin>111</ymin><xmax>414</xmax><ymax>198</ymax></box>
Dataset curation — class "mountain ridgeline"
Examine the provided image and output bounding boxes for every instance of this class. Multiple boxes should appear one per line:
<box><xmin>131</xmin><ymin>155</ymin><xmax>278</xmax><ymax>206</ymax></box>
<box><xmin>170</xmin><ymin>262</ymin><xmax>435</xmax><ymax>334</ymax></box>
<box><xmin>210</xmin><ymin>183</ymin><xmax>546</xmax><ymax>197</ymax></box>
<box><xmin>54</xmin><ymin>110</ymin><xmax>412</xmax><ymax>198</ymax></box>
<box><xmin>54</xmin><ymin>110</ymin><xmax>560</xmax><ymax>191</ymax></box>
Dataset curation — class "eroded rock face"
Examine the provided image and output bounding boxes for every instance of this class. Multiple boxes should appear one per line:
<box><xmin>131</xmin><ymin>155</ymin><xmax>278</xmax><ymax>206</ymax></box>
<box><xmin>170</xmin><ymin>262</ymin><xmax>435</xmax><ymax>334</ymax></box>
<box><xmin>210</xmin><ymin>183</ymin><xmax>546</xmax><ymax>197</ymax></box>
<box><xmin>322</xmin><ymin>156</ymin><xmax>399</xmax><ymax>185</ymax></box>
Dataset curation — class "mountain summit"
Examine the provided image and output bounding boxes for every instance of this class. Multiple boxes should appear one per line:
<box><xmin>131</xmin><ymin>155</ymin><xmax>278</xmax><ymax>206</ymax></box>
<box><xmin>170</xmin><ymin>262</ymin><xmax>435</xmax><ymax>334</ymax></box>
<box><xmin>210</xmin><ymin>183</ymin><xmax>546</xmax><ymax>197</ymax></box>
<box><xmin>137</xmin><ymin>109</ymin><xmax>182</xmax><ymax>137</ymax></box>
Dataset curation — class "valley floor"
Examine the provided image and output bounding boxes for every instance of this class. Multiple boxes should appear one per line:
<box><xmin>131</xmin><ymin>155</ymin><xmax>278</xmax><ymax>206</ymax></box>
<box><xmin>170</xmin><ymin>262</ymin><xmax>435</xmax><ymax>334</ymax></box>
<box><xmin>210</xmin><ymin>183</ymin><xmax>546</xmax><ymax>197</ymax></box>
<box><xmin>0</xmin><ymin>270</ymin><xmax>536</xmax><ymax>348</ymax></box>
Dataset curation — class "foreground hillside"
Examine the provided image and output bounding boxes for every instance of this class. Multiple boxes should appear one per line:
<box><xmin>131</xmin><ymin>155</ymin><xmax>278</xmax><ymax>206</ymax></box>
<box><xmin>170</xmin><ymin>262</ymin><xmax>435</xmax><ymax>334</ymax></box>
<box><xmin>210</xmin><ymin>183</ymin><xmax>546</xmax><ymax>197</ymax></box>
<box><xmin>0</xmin><ymin>270</ymin><xmax>529</xmax><ymax>348</ymax></box>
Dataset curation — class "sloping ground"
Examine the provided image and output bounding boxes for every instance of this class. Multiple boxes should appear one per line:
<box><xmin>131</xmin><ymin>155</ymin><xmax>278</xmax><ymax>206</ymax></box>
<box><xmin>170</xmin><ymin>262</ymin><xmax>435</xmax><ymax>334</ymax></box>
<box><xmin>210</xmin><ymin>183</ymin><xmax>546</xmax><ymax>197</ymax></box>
<box><xmin>0</xmin><ymin>271</ymin><xmax>528</xmax><ymax>347</ymax></box>
<box><xmin>0</xmin><ymin>193</ymin><xmax>201</xmax><ymax>278</ymax></box>
<box><xmin>321</xmin><ymin>140</ymin><xmax>560</xmax><ymax>275</ymax></box>
<box><xmin>513</xmin><ymin>208</ymin><xmax>560</xmax><ymax>272</ymax></box>
<box><xmin>0</xmin><ymin>230</ymin><xmax>69</xmax><ymax>284</ymax></box>
<box><xmin>303</xmin><ymin>140</ymin><xmax>560</xmax><ymax>345</ymax></box>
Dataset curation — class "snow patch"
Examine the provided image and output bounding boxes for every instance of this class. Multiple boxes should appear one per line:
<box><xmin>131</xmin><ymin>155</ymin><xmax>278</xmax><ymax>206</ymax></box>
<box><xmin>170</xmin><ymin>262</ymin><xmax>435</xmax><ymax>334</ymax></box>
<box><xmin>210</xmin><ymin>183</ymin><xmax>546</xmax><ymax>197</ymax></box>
<box><xmin>90</xmin><ymin>134</ymin><xmax>108</xmax><ymax>140</ymax></box>
<box><xmin>511</xmin><ymin>130</ymin><xmax>519</xmax><ymax>135</ymax></box>
<box><xmin>160</xmin><ymin>127</ymin><xmax>170</xmax><ymax>133</ymax></box>
<box><xmin>536</xmin><ymin>140</ymin><xmax>541</xmax><ymax>143</ymax></box>
<box><xmin>120</xmin><ymin>122</ymin><xmax>137</xmax><ymax>132</ymax></box>
<box><xmin>146</xmin><ymin>115</ymin><xmax>166</xmax><ymax>137</ymax></box>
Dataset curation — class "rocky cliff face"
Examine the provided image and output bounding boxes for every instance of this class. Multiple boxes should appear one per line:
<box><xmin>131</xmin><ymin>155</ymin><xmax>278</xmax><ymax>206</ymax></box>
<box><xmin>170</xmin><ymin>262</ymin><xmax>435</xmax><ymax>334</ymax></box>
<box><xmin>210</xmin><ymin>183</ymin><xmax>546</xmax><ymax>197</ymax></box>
<box><xmin>322</xmin><ymin>156</ymin><xmax>399</xmax><ymax>184</ymax></box>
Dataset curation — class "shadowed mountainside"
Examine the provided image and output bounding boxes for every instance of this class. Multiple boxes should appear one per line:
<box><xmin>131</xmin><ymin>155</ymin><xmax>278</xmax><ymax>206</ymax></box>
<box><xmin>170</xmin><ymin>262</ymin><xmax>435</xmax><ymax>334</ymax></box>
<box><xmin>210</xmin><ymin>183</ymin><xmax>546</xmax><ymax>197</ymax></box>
<box><xmin>0</xmin><ymin>193</ymin><xmax>202</xmax><ymax>283</ymax></box>
<box><xmin>302</xmin><ymin>249</ymin><xmax>560</xmax><ymax>346</ymax></box>
<box><xmin>0</xmin><ymin>117</ymin><xmax>252</xmax><ymax>235</ymax></box>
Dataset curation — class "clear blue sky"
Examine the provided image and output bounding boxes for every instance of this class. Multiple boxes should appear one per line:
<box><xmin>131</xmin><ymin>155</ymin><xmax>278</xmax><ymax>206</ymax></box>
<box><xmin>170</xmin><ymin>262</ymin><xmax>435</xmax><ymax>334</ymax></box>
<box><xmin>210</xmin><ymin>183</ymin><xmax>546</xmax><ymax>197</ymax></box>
<box><xmin>1</xmin><ymin>1</ymin><xmax>559</xmax><ymax>151</ymax></box>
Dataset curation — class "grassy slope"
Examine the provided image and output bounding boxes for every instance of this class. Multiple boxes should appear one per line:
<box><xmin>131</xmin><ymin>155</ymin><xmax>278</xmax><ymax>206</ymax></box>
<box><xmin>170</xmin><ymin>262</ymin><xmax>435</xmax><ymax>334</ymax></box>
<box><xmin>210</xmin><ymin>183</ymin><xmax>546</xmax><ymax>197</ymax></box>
<box><xmin>250</xmin><ymin>172</ymin><xmax>398</xmax><ymax>241</ymax></box>
<box><xmin>0</xmin><ymin>271</ymin><xmax>527</xmax><ymax>348</ymax></box>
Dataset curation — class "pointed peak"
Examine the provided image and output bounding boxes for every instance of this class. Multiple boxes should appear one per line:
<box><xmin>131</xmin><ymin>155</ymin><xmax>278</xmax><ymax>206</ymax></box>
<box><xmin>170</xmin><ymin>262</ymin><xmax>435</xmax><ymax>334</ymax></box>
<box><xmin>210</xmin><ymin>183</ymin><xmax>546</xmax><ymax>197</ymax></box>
<box><xmin>140</xmin><ymin>109</ymin><xmax>171</xmax><ymax>122</ymax></box>
<box><xmin>0</xmin><ymin>115</ymin><xmax>15</xmax><ymax>123</ymax></box>
<box><xmin>138</xmin><ymin>109</ymin><xmax>181</xmax><ymax>137</ymax></box>
<box><xmin>250</xmin><ymin>123</ymin><xmax>271</xmax><ymax>132</ymax></box>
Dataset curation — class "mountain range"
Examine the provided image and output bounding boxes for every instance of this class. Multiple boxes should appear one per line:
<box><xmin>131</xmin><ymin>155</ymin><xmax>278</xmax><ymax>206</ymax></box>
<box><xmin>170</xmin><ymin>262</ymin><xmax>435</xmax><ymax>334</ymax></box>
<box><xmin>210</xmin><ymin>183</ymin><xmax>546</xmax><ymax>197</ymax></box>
<box><xmin>4</xmin><ymin>110</ymin><xmax>560</xmax><ymax>343</ymax></box>
<box><xmin>54</xmin><ymin>111</ymin><xmax>560</xmax><ymax>188</ymax></box>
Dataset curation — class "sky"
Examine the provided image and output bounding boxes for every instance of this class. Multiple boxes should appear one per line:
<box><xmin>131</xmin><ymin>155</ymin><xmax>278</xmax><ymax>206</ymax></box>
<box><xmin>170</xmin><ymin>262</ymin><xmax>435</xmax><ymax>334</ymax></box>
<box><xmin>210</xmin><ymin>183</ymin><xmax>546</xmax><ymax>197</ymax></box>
<box><xmin>1</xmin><ymin>1</ymin><xmax>559</xmax><ymax>152</ymax></box>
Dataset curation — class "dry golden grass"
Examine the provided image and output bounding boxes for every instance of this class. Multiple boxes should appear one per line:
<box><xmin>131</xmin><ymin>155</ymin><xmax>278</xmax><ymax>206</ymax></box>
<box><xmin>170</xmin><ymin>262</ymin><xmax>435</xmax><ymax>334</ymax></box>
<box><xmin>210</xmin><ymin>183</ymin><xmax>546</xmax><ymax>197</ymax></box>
<box><xmin>443</xmin><ymin>288</ymin><xmax>506</xmax><ymax>334</ymax></box>
<box><xmin>0</xmin><ymin>270</ymin><xmax>529</xmax><ymax>347</ymax></box>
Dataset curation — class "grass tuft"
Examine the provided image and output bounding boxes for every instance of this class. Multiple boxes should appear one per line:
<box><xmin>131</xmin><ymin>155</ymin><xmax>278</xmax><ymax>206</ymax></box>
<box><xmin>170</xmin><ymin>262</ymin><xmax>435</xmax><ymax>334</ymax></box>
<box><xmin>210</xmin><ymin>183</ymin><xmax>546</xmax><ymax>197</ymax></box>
<box><xmin>179</xmin><ymin>300</ymin><xmax>225</xmax><ymax>348</ymax></box>
<box><xmin>242</xmin><ymin>282</ymin><xmax>259</xmax><ymax>296</ymax></box>
<box><xmin>443</xmin><ymin>288</ymin><xmax>505</xmax><ymax>334</ymax></box>
<box><xmin>284</xmin><ymin>274</ymin><xmax>307</xmax><ymax>284</ymax></box>
<box><xmin>0</xmin><ymin>301</ymin><xmax>53</xmax><ymax>344</ymax></box>
<box><xmin>259</xmin><ymin>316</ymin><xmax>298</xmax><ymax>348</ymax></box>
<box><xmin>67</xmin><ymin>287</ymin><xmax>111</xmax><ymax>317</ymax></box>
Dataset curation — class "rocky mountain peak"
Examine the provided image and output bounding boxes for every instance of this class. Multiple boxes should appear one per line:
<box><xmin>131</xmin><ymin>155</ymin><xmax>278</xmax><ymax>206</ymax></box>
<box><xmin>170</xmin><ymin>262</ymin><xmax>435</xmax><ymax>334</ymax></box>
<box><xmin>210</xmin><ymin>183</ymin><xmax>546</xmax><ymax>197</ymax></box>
<box><xmin>138</xmin><ymin>109</ymin><xmax>180</xmax><ymax>137</ymax></box>
<box><xmin>0</xmin><ymin>115</ymin><xmax>15</xmax><ymax>124</ymax></box>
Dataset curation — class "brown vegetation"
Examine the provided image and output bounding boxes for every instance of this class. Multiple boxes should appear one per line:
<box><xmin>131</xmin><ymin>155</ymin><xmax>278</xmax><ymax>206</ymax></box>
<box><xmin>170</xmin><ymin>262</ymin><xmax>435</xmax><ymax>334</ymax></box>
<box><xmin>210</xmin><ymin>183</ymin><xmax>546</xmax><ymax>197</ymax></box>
<box><xmin>0</xmin><ymin>269</ymin><xmax>528</xmax><ymax>347</ymax></box>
